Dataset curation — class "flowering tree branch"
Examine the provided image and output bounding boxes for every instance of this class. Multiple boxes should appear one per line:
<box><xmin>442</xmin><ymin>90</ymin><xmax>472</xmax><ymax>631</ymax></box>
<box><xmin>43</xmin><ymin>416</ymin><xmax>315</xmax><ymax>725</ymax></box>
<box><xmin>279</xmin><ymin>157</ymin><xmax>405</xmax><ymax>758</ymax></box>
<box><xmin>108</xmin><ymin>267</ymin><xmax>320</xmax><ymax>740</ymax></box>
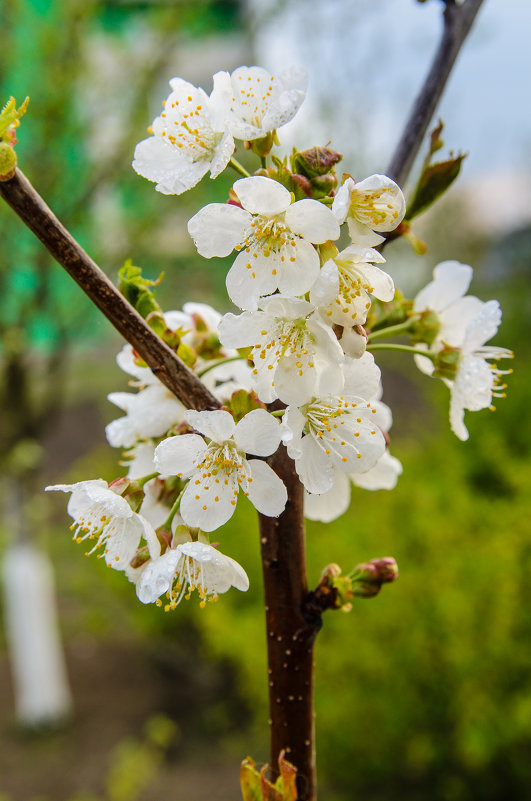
<box><xmin>386</xmin><ymin>0</ymin><xmax>486</xmax><ymax>186</ymax></box>
<box><xmin>0</xmin><ymin>168</ymin><xmax>220</xmax><ymax>412</ymax></box>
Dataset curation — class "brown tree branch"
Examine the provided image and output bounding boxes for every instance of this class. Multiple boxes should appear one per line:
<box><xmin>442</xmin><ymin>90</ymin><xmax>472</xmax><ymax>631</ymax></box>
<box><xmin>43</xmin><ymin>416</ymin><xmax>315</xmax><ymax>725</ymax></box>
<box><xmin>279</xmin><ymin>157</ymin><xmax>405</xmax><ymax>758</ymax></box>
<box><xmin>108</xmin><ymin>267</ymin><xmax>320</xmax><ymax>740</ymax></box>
<box><xmin>386</xmin><ymin>0</ymin><xmax>486</xmax><ymax>187</ymax></box>
<box><xmin>259</xmin><ymin>446</ymin><xmax>319</xmax><ymax>801</ymax></box>
<box><xmin>0</xmin><ymin>169</ymin><xmax>220</xmax><ymax>412</ymax></box>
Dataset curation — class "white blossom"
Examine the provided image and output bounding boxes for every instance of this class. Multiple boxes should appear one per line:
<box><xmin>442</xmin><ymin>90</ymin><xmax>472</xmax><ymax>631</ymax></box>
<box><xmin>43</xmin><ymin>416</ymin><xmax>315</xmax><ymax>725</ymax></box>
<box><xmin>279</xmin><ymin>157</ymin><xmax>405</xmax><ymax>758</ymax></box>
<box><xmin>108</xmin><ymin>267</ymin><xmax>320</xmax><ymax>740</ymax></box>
<box><xmin>136</xmin><ymin>541</ymin><xmax>249</xmax><ymax>609</ymax></box>
<box><xmin>448</xmin><ymin>301</ymin><xmax>513</xmax><ymax>441</ymax></box>
<box><xmin>187</xmin><ymin>176</ymin><xmax>340</xmax><ymax>310</ymax></box>
<box><xmin>218</xmin><ymin>295</ymin><xmax>344</xmax><ymax>405</ymax></box>
<box><xmin>332</xmin><ymin>175</ymin><xmax>405</xmax><ymax>246</ymax></box>
<box><xmin>310</xmin><ymin>244</ymin><xmax>394</xmax><ymax>328</ymax></box>
<box><xmin>106</xmin><ymin>384</ymin><xmax>185</xmax><ymax>448</ymax></box>
<box><xmin>133</xmin><ymin>77</ymin><xmax>235</xmax><ymax>195</ymax></box>
<box><xmin>282</xmin><ymin>393</ymin><xmax>386</xmax><ymax>495</ymax></box>
<box><xmin>154</xmin><ymin>409</ymin><xmax>286</xmax><ymax>531</ymax></box>
<box><xmin>45</xmin><ymin>480</ymin><xmax>157</xmax><ymax>570</ymax></box>
<box><xmin>212</xmin><ymin>65</ymin><xmax>307</xmax><ymax>140</ymax></box>
<box><xmin>303</xmin><ymin>355</ymin><xmax>401</xmax><ymax>521</ymax></box>
<box><xmin>413</xmin><ymin>261</ymin><xmax>513</xmax><ymax>440</ymax></box>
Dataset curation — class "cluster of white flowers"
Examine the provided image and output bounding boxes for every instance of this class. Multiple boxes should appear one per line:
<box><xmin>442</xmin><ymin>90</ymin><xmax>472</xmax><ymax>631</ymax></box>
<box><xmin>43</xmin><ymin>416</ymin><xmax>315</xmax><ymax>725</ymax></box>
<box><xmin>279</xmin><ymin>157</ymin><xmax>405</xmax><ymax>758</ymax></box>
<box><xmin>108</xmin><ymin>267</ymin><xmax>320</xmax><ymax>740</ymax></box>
<box><xmin>47</xmin><ymin>65</ymin><xmax>512</xmax><ymax>610</ymax></box>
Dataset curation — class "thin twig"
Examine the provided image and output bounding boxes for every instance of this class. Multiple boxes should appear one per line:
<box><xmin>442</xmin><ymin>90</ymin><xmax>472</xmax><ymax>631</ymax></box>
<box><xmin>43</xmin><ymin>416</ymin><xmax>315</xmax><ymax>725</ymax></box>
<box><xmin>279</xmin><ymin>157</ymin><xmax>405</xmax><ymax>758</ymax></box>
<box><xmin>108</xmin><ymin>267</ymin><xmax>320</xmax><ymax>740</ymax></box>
<box><xmin>0</xmin><ymin>169</ymin><xmax>220</xmax><ymax>412</ymax></box>
<box><xmin>386</xmin><ymin>0</ymin><xmax>486</xmax><ymax>187</ymax></box>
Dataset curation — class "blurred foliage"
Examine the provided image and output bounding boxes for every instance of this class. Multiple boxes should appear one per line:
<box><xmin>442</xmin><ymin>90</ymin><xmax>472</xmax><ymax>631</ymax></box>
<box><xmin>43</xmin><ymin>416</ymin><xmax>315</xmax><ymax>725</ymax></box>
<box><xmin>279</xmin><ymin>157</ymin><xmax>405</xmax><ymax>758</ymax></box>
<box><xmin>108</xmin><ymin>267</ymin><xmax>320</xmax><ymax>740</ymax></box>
<box><xmin>0</xmin><ymin>2</ymin><xmax>530</xmax><ymax>801</ymax></box>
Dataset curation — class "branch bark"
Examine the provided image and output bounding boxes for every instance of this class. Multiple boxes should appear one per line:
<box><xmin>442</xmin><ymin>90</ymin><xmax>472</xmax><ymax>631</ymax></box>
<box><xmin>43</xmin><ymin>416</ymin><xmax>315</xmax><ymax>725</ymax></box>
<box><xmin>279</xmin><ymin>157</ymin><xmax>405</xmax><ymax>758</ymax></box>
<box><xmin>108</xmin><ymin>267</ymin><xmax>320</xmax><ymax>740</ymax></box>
<box><xmin>0</xmin><ymin>169</ymin><xmax>220</xmax><ymax>412</ymax></box>
<box><xmin>386</xmin><ymin>0</ymin><xmax>486</xmax><ymax>187</ymax></box>
<box><xmin>259</xmin><ymin>446</ymin><xmax>320</xmax><ymax>801</ymax></box>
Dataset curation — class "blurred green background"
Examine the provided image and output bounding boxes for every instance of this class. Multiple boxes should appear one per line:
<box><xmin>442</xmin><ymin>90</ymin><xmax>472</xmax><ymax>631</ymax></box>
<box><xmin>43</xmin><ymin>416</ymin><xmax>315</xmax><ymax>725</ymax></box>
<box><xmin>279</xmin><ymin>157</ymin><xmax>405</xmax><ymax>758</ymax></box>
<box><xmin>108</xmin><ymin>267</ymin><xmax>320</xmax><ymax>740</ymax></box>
<box><xmin>0</xmin><ymin>1</ymin><xmax>530</xmax><ymax>800</ymax></box>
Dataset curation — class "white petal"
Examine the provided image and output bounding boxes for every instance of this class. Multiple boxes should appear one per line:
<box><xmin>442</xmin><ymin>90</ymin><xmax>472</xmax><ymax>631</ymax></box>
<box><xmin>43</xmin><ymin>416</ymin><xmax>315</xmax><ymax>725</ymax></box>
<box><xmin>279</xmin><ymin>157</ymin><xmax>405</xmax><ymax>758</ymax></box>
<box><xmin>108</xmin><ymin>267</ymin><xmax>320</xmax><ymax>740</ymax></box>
<box><xmin>188</xmin><ymin>203</ymin><xmax>250</xmax><ymax>258</ymax></box>
<box><xmin>276</xmin><ymin>238</ymin><xmax>320</xmax><ymax>297</ymax></box>
<box><xmin>305</xmin><ymin>470</ymin><xmax>351</xmax><ymax>522</ymax></box>
<box><xmin>233</xmin><ymin>409</ymin><xmax>282</xmax><ymax>456</ymax></box>
<box><xmin>274</xmin><ymin>354</ymin><xmax>317</xmax><ymax>406</ymax></box>
<box><xmin>285</xmin><ymin>199</ymin><xmax>340</xmax><ymax>243</ymax></box>
<box><xmin>133</xmin><ymin>137</ymin><xmax>207</xmax><ymax>195</ymax></box>
<box><xmin>342</xmin><ymin>352</ymin><xmax>381</xmax><ymax>398</ymax></box>
<box><xmin>247</xmin><ymin>459</ymin><xmax>287</xmax><ymax>517</ymax></box>
<box><xmin>462</xmin><ymin>300</ymin><xmax>501</xmax><ymax>352</ymax></box>
<box><xmin>281</xmin><ymin>405</ymin><xmax>306</xmax><ymax>459</ymax></box>
<box><xmin>180</xmin><ymin>473</ymin><xmax>238</xmax><ymax>532</ymax></box>
<box><xmin>414</xmin><ymin>260</ymin><xmax>473</xmax><ymax>313</ymax></box>
<box><xmin>332</xmin><ymin>178</ymin><xmax>354</xmax><ymax>224</ymax></box>
<box><xmin>310</xmin><ymin>259</ymin><xmax>339</xmax><ymax>308</ymax></box>
<box><xmin>154</xmin><ymin>434</ymin><xmax>207</xmax><ymax>477</ymax></box>
<box><xmin>210</xmin><ymin>130</ymin><xmax>235</xmax><ymax>178</ymax></box>
<box><xmin>346</xmin><ymin>217</ymin><xmax>385</xmax><ymax>247</ymax></box>
<box><xmin>226</xmin><ymin>249</ymin><xmax>278</xmax><ymax>310</ymax></box>
<box><xmin>185</xmin><ymin>409</ymin><xmax>235</xmax><ymax>443</ymax></box>
<box><xmin>352</xmin><ymin>451</ymin><xmax>402</xmax><ymax>491</ymax></box>
<box><xmin>296</xmin><ymin>436</ymin><xmax>335</xmax><ymax>494</ymax></box>
<box><xmin>218</xmin><ymin>310</ymin><xmax>267</xmax><ymax>348</ymax></box>
<box><xmin>136</xmin><ymin>549</ymin><xmax>181</xmax><ymax>604</ymax></box>
<box><xmin>233</xmin><ymin>176</ymin><xmax>291</xmax><ymax>215</ymax></box>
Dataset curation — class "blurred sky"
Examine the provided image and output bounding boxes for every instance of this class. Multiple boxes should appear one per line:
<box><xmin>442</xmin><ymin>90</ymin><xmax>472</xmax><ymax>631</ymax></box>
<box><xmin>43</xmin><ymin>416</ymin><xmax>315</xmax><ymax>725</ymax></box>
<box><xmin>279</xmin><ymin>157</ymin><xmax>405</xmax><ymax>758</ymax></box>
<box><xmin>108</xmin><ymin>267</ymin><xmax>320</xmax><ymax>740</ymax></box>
<box><xmin>248</xmin><ymin>0</ymin><xmax>531</xmax><ymax>230</ymax></box>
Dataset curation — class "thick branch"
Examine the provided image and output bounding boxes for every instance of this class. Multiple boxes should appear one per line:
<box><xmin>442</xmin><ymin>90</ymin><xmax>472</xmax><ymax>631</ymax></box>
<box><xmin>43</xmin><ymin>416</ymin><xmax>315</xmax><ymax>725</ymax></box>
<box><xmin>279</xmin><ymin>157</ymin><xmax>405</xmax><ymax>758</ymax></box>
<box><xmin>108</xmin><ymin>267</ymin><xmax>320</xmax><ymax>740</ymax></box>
<box><xmin>259</xmin><ymin>446</ymin><xmax>319</xmax><ymax>801</ymax></box>
<box><xmin>0</xmin><ymin>169</ymin><xmax>219</xmax><ymax>411</ymax></box>
<box><xmin>386</xmin><ymin>0</ymin><xmax>486</xmax><ymax>187</ymax></box>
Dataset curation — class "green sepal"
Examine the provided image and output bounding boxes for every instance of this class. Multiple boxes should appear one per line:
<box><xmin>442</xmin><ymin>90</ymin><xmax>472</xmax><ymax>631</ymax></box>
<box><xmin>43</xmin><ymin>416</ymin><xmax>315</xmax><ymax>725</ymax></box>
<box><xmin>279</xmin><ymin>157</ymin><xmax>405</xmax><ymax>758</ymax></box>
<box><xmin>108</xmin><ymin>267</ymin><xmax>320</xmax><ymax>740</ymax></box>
<box><xmin>409</xmin><ymin>309</ymin><xmax>441</xmax><ymax>347</ymax></box>
<box><xmin>176</xmin><ymin>341</ymin><xmax>197</xmax><ymax>368</ymax></box>
<box><xmin>224</xmin><ymin>389</ymin><xmax>265</xmax><ymax>424</ymax></box>
<box><xmin>246</xmin><ymin>131</ymin><xmax>275</xmax><ymax>158</ymax></box>
<box><xmin>118</xmin><ymin>260</ymin><xmax>163</xmax><ymax>319</ymax></box>
<box><xmin>432</xmin><ymin>345</ymin><xmax>462</xmax><ymax>380</ymax></box>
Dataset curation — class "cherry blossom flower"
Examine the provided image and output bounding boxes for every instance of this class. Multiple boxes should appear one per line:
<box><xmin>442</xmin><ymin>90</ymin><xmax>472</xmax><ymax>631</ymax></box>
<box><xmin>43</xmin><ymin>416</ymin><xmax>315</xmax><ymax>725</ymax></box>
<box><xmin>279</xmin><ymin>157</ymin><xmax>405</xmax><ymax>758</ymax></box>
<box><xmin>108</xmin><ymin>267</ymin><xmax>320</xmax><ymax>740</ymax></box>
<box><xmin>187</xmin><ymin>176</ymin><xmax>340</xmax><ymax>310</ymax></box>
<box><xmin>105</xmin><ymin>302</ymin><xmax>252</xmax><ymax>449</ymax></box>
<box><xmin>310</xmin><ymin>244</ymin><xmax>394</xmax><ymax>328</ymax></box>
<box><xmin>45</xmin><ymin>480</ymin><xmax>157</xmax><ymax>570</ymax></box>
<box><xmin>106</xmin><ymin>384</ymin><xmax>186</xmax><ymax>448</ymax></box>
<box><xmin>446</xmin><ymin>301</ymin><xmax>513</xmax><ymax>440</ymax></box>
<box><xmin>413</xmin><ymin>262</ymin><xmax>513</xmax><ymax>440</ymax></box>
<box><xmin>212</xmin><ymin>65</ymin><xmax>307</xmax><ymax>140</ymax></box>
<box><xmin>302</xmin><ymin>355</ymin><xmax>401</xmax><ymax>521</ymax></box>
<box><xmin>218</xmin><ymin>295</ymin><xmax>344</xmax><ymax>405</ymax></box>
<box><xmin>136</xmin><ymin>541</ymin><xmax>249</xmax><ymax>609</ymax></box>
<box><xmin>332</xmin><ymin>175</ymin><xmax>405</xmax><ymax>246</ymax></box>
<box><xmin>153</xmin><ymin>409</ymin><xmax>286</xmax><ymax>531</ymax></box>
<box><xmin>133</xmin><ymin>77</ymin><xmax>235</xmax><ymax>195</ymax></box>
<box><xmin>282</xmin><ymin>393</ymin><xmax>386</xmax><ymax>495</ymax></box>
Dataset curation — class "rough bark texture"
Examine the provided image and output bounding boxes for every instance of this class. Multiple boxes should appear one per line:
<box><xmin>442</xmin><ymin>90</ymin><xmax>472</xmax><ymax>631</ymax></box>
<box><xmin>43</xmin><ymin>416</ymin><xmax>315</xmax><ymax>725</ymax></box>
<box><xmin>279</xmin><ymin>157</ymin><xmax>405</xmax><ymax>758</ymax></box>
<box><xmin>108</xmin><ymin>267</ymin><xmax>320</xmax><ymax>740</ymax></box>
<box><xmin>0</xmin><ymin>169</ymin><xmax>219</xmax><ymax>412</ymax></box>
<box><xmin>386</xmin><ymin>0</ymin><xmax>486</xmax><ymax>187</ymax></box>
<box><xmin>258</xmin><ymin>446</ymin><xmax>320</xmax><ymax>801</ymax></box>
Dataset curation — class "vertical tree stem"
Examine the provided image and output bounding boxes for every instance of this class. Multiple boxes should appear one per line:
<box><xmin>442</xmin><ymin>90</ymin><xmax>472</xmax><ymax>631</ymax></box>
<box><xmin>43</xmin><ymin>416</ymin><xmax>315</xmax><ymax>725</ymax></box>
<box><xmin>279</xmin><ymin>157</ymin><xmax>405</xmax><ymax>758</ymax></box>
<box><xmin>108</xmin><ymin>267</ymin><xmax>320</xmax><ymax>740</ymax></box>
<box><xmin>258</xmin><ymin>446</ymin><xmax>320</xmax><ymax>801</ymax></box>
<box><xmin>386</xmin><ymin>0</ymin><xmax>486</xmax><ymax>187</ymax></box>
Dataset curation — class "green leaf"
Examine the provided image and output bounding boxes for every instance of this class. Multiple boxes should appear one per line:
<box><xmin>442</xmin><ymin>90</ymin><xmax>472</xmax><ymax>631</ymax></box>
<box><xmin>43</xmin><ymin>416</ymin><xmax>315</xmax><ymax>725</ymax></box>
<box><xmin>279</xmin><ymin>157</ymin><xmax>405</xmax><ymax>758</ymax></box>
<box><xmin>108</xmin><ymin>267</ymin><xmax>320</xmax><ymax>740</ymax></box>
<box><xmin>406</xmin><ymin>153</ymin><xmax>466</xmax><ymax>220</ymax></box>
<box><xmin>118</xmin><ymin>259</ymin><xmax>163</xmax><ymax>318</ymax></box>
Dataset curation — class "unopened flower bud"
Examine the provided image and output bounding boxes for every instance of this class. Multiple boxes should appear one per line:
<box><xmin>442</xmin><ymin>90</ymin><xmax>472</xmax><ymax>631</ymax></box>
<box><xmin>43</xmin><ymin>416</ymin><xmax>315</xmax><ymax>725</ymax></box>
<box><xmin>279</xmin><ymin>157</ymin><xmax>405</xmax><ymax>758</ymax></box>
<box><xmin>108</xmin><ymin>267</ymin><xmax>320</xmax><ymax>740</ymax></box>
<box><xmin>291</xmin><ymin>146</ymin><xmax>343</xmax><ymax>178</ymax></box>
<box><xmin>350</xmin><ymin>557</ymin><xmax>398</xmax><ymax>598</ymax></box>
<box><xmin>177</xmin><ymin>341</ymin><xmax>197</xmax><ymax>368</ymax></box>
<box><xmin>129</xmin><ymin>545</ymin><xmax>151</xmax><ymax>570</ymax></box>
<box><xmin>0</xmin><ymin>141</ymin><xmax>17</xmax><ymax>181</ymax></box>
<box><xmin>291</xmin><ymin>173</ymin><xmax>313</xmax><ymax>198</ymax></box>
<box><xmin>310</xmin><ymin>172</ymin><xmax>337</xmax><ymax>198</ymax></box>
